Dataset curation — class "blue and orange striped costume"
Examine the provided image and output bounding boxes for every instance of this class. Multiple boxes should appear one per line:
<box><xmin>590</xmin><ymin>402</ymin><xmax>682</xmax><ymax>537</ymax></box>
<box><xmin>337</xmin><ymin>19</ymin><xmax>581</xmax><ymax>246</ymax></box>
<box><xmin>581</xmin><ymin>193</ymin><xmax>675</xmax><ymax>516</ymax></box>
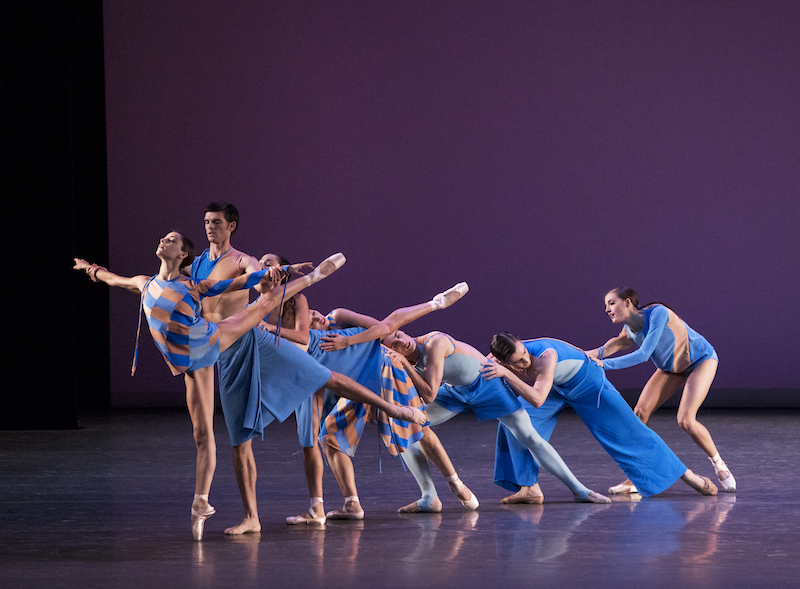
<box><xmin>604</xmin><ymin>305</ymin><xmax>717</xmax><ymax>375</ymax></box>
<box><xmin>294</xmin><ymin>326</ymin><xmax>380</xmax><ymax>447</ymax></box>
<box><xmin>320</xmin><ymin>342</ymin><xmax>428</xmax><ymax>458</ymax></box>
<box><xmin>135</xmin><ymin>270</ymin><xmax>267</xmax><ymax>376</ymax></box>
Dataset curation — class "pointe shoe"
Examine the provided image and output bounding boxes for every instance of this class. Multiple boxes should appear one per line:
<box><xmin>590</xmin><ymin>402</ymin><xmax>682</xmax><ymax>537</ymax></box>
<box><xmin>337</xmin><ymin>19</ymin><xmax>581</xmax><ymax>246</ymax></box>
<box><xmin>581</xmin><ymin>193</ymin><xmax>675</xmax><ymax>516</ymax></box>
<box><xmin>608</xmin><ymin>480</ymin><xmax>638</xmax><ymax>495</ymax></box>
<box><xmin>432</xmin><ymin>282</ymin><xmax>469</xmax><ymax>310</ymax></box>
<box><xmin>191</xmin><ymin>505</ymin><xmax>216</xmax><ymax>541</ymax></box>
<box><xmin>397</xmin><ymin>497</ymin><xmax>443</xmax><ymax>513</ymax></box>
<box><xmin>326</xmin><ymin>499</ymin><xmax>364</xmax><ymax>520</ymax></box>
<box><xmin>287</xmin><ymin>504</ymin><xmax>326</xmax><ymax>525</ymax></box>
<box><xmin>307</xmin><ymin>253</ymin><xmax>346</xmax><ymax>285</ymax></box>
<box><xmin>501</xmin><ymin>484</ymin><xmax>544</xmax><ymax>504</ymax></box>
<box><xmin>576</xmin><ymin>490</ymin><xmax>612</xmax><ymax>504</ymax></box>
<box><xmin>686</xmin><ymin>474</ymin><xmax>718</xmax><ymax>496</ymax></box>
<box><xmin>710</xmin><ymin>457</ymin><xmax>736</xmax><ymax>492</ymax></box>
<box><xmin>448</xmin><ymin>481</ymin><xmax>479</xmax><ymax>511</ymax></box>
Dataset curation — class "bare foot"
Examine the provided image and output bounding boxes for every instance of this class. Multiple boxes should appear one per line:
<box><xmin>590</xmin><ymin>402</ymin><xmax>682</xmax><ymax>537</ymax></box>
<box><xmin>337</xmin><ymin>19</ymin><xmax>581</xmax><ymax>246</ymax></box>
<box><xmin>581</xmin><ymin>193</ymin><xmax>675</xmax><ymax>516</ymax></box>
<box><xmin>224</xmin><ymin>517</ymin><xmax>262</xmax><ymax>535</ymax></box>
<box><xmin>576</xmin><ymin>490</ymin><xmax>612</xmax><ymax>504</ymax></box>
<box><xmin>397</xmin><ymin>497</ymin><xmax>443</xmax><ymax>513</ymax></box>
<box><xmin>501</xmin><ymin>484</ymin><xmax>544</xmax><ymax>504</ymax></box>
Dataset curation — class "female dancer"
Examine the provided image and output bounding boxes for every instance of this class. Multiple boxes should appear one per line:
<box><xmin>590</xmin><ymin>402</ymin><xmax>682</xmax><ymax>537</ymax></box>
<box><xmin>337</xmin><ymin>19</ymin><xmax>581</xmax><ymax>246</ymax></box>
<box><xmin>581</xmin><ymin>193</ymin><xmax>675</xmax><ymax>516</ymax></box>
<box><xmin>259</xmin><ymin>253</ymin><xmax>312</xmax><ymax>349</ymax></box>
<box><xmin>266</xmin><ymin>284</ymin><xmax>476</xmax><ymax>522</ymax></box>
<box><xmin>73</xmin><ymin>233</ymin><xmax>427</xmax><ymax>538</ymax></box>
<box><xmin>586</xmin><ymin>288</ymin><xmax>735</xmax><ymax>493</ymax></box>
<box><xmin>383</xmin><ymin>330</ymin><xmax>611</xmax><ymax>508</ymax></box>
<box><xmin>487</xmin><ymin>332</ymin><xmax>719</xmax><ymax>499</ymax></box>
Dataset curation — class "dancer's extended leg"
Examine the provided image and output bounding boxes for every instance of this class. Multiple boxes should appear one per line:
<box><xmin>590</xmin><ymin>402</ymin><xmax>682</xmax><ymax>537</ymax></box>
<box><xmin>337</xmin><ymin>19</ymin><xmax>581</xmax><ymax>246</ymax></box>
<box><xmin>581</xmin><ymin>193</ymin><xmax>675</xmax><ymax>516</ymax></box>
<box><xmin>218</xmin><ymin>253</ymin><xmax>346</xmax><ymax>351</ymax></box>
<box><xmin>380</xmin><ymin>282</ymin><xmax>469</xmax><ymax>333</ymax></box>
<box><xmin>324</xmin><ymin>372</ymin><xmax>427</xmax><ymax>425</ymax></box>
<box><xmin>498</xmin><ymin>409</ymin><xmax>610</xmax><ymax>504</ymax></box>
<box><xmin>679</xmin><ymin>360</ymin><xmax>735</xmax><ymax>491</ymax></box>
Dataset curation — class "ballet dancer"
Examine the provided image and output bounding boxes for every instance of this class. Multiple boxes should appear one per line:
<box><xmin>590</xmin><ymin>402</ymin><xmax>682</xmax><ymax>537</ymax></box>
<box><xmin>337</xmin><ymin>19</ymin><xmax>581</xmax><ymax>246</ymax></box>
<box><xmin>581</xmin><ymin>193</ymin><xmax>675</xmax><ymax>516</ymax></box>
<box><xmin>487</xmin><ymin>332</ymin><xmax>719</xmax><ymax>500</ymax></box>
<box><xmin>266</xmin><ymin>285</ymin><xmax>475</xmax><ymax>522</ymax></box>
<box><xmin>72</xmin><ymin>231</ymin><xmax>340</xmax><ymax>536</ymax></box>
<box><xmin>585</xmin><ymin>288</ymin><xmax>735</xmax><ymax>493</ymax></box>
<box><xmin>382</xmin><ymin>330</ymin><xmax>611</xmax><ymax>510</ymax></box>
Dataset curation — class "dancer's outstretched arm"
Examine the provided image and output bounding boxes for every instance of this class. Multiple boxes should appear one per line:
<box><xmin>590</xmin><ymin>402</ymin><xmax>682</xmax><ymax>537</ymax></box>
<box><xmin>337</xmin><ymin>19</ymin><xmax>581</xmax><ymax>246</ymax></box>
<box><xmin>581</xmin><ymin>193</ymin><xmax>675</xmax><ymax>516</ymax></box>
<box><xmin>585</xmin><ymin>327</ymin><xmax>634</xmax><ymax>361</ymax></box>
<box><xmin>73</xmin><ymin>258</ymin><xmax>149</xmax><ymax>293</ymax></box>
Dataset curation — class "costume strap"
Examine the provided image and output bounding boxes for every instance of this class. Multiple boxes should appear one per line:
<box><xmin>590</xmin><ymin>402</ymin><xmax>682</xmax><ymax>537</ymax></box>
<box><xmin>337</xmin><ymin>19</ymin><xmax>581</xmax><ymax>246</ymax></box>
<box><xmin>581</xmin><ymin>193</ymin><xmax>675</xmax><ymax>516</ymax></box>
<box><xmin>131</xmin><ymin>276</ymin><xmax>156</xmax><ymax>375</ymax></box>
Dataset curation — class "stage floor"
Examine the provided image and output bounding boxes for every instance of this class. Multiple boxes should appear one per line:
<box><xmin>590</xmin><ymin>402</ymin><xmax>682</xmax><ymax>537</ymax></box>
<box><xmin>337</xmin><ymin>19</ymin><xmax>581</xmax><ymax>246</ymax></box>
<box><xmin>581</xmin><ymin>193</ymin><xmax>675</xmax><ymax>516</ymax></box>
<box><xmin>1</xmin><ymin>408</ymin><xmax>798</xmax><ymax>588</ymax></box>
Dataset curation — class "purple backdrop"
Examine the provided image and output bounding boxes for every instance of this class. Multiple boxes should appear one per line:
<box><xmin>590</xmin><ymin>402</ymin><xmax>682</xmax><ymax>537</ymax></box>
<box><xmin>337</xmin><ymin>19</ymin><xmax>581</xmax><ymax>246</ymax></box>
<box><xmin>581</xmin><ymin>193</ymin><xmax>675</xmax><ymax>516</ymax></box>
<box><xmin>102</xmin><ymin>1</ymin><xmax>799</xmax><ymax>405</ymax></box>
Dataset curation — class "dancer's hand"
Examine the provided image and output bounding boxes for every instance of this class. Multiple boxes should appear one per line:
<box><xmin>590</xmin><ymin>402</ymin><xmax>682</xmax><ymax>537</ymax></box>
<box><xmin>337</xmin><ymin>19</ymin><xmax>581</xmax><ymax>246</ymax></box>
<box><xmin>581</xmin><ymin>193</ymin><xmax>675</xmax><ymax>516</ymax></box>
<box><xmin>257</xmin><ymin>266</ymin><xmax>284</xmax><ymax>290</ymax></box>
<box><xmin>74</xmin><ymin>258</ymin><xmax>106</xmax><ymax>282</ymax></box>
<box><xmin>584</xmin><ymin>348</ymin><xmax>599</xmax><ymax>361</ymax></box>
<box><xmin>480</xmin><ymin>359</ymin><xmax>511</xmax><ymax>381</ymax></box>
<box><xmin>385</xmin><ymin>348</ymin><xmax>410</xmax><ymax>369</ymax></box>
<box><xmin>289</xmin><ymin>262</ymin><xmax>313</xmax><ymax>275</ymax></box>
<box><xmin>256</xmin><ymin>320</ymin><xmax>276</xmax><ymax>333</ymax></box>
<box><xmin>589</xmin><ymin>357</ymin><xmax>604</xmax><ymax>367</ymax></box>
<box><xmin>73</xmin><ymin>258</ymin><xmax>90</xmax><ymax>271</ymax></box>
<box><xmin>319</xmin><ymin>333</ymin><xmax>350</xmax><ymax>351</ymax></box>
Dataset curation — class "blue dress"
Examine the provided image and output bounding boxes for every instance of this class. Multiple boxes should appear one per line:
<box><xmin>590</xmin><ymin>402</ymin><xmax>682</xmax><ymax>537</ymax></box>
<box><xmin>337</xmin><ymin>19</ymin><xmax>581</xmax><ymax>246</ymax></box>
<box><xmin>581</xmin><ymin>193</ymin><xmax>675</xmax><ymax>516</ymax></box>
<box><xmin>191</xmin><ymin>249</ymin><xmax>332</xmax><ymax>446</ymax></box>
<box><xmin>494</xmin><ymin>338</ymin><xmax>687</xmax><ymax>497</ymax></box>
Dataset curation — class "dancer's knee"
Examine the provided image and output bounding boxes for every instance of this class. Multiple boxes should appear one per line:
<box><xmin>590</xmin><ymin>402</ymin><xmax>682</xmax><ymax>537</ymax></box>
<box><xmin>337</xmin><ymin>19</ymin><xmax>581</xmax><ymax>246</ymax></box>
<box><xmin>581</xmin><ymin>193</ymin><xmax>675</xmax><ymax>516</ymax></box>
<box><xmin>633</xmin><ymin>405</ymin><xmax>651</xmax><ymax>423</ymax></box>
<box><xmin>677</xmin><ymin>413</ymin><xmax>699</xmax><ymax>435</ymax></box>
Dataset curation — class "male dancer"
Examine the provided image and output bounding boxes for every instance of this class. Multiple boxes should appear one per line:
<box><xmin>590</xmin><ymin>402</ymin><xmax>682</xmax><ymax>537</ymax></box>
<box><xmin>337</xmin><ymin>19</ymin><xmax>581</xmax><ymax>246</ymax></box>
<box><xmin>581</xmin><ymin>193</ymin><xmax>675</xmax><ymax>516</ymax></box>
<box><xmin>191</xmin><ymin>203</ymin><xmax>425</xmax><ymax>534</ymax></box>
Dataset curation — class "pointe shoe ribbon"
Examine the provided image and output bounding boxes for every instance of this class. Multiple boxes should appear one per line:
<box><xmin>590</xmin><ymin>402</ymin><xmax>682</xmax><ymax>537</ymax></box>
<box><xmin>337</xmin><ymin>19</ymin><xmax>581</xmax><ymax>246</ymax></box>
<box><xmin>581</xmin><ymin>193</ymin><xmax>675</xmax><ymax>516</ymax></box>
<box><xmin>448</xmin><ymin>482</ymin><xmax>479</xmax><ymax>511</ymax></box>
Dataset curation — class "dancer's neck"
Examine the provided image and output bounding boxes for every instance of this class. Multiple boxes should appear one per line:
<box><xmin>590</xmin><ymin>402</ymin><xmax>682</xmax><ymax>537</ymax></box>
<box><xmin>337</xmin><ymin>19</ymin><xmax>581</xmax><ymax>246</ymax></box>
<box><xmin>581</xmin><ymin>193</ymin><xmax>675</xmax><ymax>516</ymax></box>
<box><xmin>157</xmin><ymin>258</ymin><xmax>182</xmax><ymax>281</ymax></box>
<box><xmin>208</xmin><ymin>239</ymin><xmax>233</xmax><ymax>260</ymax></box>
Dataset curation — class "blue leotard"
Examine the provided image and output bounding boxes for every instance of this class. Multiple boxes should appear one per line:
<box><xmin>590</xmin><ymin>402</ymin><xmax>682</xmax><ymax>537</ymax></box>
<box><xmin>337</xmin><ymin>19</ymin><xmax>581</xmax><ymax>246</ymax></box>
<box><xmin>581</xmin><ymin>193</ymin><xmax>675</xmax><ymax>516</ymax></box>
<box><xmin>604</xmin><ymin>305</ymin><xmax>717</xmax><ymax>375</ymax></box>
<box><xmin>415</xmin><ymin>332</ymin><xmax>521</xmax><ymax>420</ymax></box>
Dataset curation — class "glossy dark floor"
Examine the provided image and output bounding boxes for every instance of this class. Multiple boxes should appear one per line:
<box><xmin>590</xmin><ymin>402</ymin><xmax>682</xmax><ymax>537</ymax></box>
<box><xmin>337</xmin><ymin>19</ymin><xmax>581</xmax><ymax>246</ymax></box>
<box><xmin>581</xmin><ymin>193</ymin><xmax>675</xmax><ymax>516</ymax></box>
<box><xmin>1</xmin><ymin>409</ymin><xmax>798</xmax><ymax>588</ymax></box>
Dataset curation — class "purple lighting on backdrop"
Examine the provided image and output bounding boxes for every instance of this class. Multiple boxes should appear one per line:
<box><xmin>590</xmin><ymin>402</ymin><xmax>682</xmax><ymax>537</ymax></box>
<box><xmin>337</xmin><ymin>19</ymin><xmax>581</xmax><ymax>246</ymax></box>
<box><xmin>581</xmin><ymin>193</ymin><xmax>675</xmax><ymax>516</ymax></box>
<box><xmin>102</xmin><ymin>1</ymin><xmax>799</xmax><ymax>403</ymax></box>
